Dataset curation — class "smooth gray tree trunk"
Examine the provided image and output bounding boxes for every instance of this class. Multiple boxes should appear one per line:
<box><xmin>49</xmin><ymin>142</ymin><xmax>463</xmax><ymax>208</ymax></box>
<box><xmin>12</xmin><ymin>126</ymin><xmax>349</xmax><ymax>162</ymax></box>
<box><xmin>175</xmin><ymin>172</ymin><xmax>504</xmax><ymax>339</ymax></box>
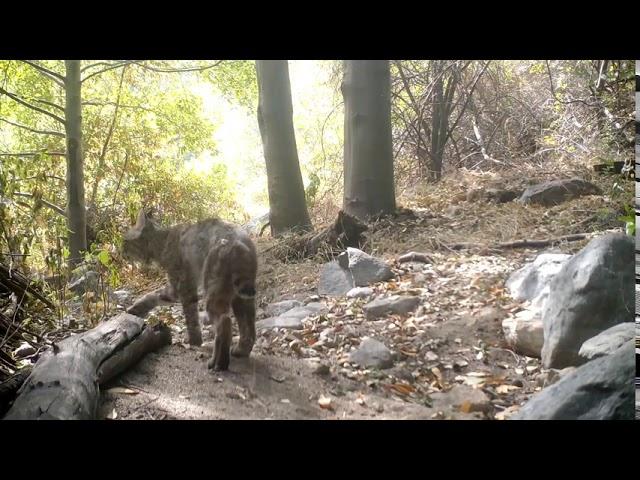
<box><xmin>64</xmin><ymin>60</ymin><xmax>87</xmax><ymax>267</ymax></box>
<box><xmin>256</xmin><ymin>60</ymin><xmax>312</xmax><ymax>236</ymax></box>
<box><xmin>342</xmin><ymin>60</ymin><xmax>396</xmax><ymax>220</ymax></box>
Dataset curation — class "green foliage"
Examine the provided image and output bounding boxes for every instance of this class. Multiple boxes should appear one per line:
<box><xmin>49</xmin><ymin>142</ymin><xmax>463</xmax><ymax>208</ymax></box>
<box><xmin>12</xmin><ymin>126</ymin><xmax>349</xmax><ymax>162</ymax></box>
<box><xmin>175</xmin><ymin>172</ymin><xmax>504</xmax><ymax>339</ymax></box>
<box><xmin>618</xmin><ymin>204</ymin><xmax>636</xmax><ymax>236</ymax></box>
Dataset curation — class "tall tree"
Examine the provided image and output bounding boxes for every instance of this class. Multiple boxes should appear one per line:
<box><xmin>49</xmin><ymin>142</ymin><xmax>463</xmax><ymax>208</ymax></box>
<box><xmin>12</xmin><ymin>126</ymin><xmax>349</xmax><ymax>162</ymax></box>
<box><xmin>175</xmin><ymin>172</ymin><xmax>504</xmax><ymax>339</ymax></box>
<box><xmin>255</xmin><ymin>60</ymin><xmax>312</xmax><ymax>236</ymax></box>
<box><xmin>342</xmin><ymin>60</ymin><xmax>396</xmax><ymax>219</ymax></box>
<box><xmin>64</xmin><ymin>60</ymin><xmax>87</xmax><ymax>267</ymax></box>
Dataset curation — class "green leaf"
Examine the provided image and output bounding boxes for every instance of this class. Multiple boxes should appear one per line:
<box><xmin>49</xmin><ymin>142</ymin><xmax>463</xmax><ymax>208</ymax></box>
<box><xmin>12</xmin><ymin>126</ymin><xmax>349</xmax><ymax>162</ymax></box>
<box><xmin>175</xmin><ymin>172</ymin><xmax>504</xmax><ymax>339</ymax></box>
<box><xmin>97</xmin><ymin>249</ymin><xmax>110</xmax><ymax>266</ymax></box>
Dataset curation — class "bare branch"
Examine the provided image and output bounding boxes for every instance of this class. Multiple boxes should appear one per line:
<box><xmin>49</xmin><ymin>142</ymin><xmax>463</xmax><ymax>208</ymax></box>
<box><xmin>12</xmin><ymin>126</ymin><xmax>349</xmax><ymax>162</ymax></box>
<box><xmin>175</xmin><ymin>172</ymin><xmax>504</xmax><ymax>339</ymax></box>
<box><xmin>0</xmin><ymin>117</ymin><xmax>65</xmax><ymax>137</ymax></box>
<box><xmin>131</xmin><ymin>60</ymin><xmax>224</xmax><ymax>73</ymax></box>
<box><xmin>0</xmin><ymin>152</ymin><xmax>65</xmax><ymax>157</ymax></box>
<box><xmin>0</xmin><ymin>87</ymin><xmax>66</xmax><ymax>125</ymax></box>
<box><xmin>20</xmin><ymin>60</ymin><xmax>65</xmax><ymax>88</ymax></box>
<box><xmin>12</xmin><ymin>192</ymin><xmax>66</xmax><ymax>216</ymax></box>
<box><xmin>33</xmin><ymin>98</ymin><xmax>65</xmax><ymax>112</ymax></box>
<box><xmin>80</xmin><ymin>61</ymin><xmax>134</xmax><ymax>83</ymax></box>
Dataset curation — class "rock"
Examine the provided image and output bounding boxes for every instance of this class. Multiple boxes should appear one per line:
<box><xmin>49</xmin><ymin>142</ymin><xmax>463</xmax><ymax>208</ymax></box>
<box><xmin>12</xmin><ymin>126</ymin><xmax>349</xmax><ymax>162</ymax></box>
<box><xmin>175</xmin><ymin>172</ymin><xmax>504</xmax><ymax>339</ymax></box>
<box><xmin>110</xmin><ymin>289</ymin><xmax>134</xmax><ymax>305</ymax></box>
<box><xmin>363</xmin><ymin>295</ymin><xmax>421</xmax><ymax>320</ymax></box>
<box><xmin>502</xmin><ymin>315</ymin><xmax>544</xmax><ymax>358</ymax></box>
<box><xmin>256</xmin><ymin>316</ymin><xmax>305</xmax><ymax>330</ymax></box>
<box><xmin>256</xmin><ymin>302</ymin><xmax>327</xmax><ymax>331</ymax></box>
<box><xmin>578</xmin><ymin>323</ymin><xmax>636</xmax><ymax>361</ymax></box>
<box><xmin>518</xmin><ymin>177</ymin><xmax>602</xmax><ymax>206</ymax></box>
<box><xmin>346</xmin><ymin>287</ymin><xmax>374</xmax><ymax>298</ymax></box>
<box><xmin>349</xmin><ymin>337</ymin><xmax>394</xmax><ymax>369</ymax></box>
<box><xmin>264</xmin><ymin>300</ymin><xmax>302</xmax><ymax>317</ymax></box>
<box><xmin>506</xmin><ymin>253</ymin><xmax>572</xmax><ymax>307</ymax></box>
<box><xmin>281</xmin><ymin>302</ymin><xmax>325</xmax><ymax>318</ymax></box>
<box><xmin>13</xmin><ymin>342</ymin><xmax>36</xmax><ymax>359</ymax></box>
<box><xmin>485</xmin><ymin>188</ymin><xmax>522</xmax><ymax>203</ymax></box>
<box><xmin>304</xmin><ymin>358</ymin><xmax>331</xmax><ymax>375</ymax></box>
<box><xmin>318</xmin><ymin>261</ymin><xmax>354</xmax><ymax>296</ymax></box>
<box><xmin>541</xmin><ymin>233</ymin><xmax>634</xmax><ymax>369</ymax></box>
<box><xmin>512</xmin><ymin>340</ymin><xmax>634</xmax><ymax>420</ymax></box>
<box><xmin>339</xmin><ymin>248</ymin><xmax>394</xmax><ymax>287</ymax></box>
<box><xmin>68</xmin><ymin>270</ymin><xmax>100</xmax><ymax>295</ymax></box>
<box><xmin>431</xmin><ymin>385</ymin><xmax>492</xmax><ymax>414</ymax></box>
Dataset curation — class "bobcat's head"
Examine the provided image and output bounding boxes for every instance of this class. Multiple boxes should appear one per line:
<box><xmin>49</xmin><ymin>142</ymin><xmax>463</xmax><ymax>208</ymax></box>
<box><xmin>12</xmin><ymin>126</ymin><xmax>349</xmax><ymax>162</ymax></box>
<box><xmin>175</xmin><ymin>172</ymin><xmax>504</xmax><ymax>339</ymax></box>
<box><xmin>122</xmin><ymin>209</ymin><xmax>160</xmax><ymax>264</ymax></box>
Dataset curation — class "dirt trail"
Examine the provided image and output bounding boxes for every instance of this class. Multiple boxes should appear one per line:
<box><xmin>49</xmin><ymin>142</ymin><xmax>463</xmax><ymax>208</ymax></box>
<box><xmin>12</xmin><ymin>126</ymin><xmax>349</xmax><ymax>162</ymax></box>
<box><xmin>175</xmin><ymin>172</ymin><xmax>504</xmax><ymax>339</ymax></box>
<box><xmin>99</xmin><ymin>170</ymin><xmax>630</xmax><ymax>420</ymax></box>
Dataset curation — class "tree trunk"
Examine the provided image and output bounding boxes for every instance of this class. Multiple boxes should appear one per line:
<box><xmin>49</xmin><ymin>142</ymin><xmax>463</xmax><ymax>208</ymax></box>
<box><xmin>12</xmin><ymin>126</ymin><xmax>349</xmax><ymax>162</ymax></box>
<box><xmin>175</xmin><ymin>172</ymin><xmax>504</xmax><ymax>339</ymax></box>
<box><xmin>255</xmin><ymin>60</ymin><xmax>312</xmax><ymax>236</ymax></box>
<box><xmin>342</xmin><ymin>60</ymin><xmax>396</xmax><ymax>220</ymax></box>
<box><xmin>64</xmin><ymin>60</ymin><xmax>87</xmax><ymax>268</ymax></box>
<box><xmin>3</xmin><ymin>313</ymin><xmax>170</xmax><ymax>420</ymax></box>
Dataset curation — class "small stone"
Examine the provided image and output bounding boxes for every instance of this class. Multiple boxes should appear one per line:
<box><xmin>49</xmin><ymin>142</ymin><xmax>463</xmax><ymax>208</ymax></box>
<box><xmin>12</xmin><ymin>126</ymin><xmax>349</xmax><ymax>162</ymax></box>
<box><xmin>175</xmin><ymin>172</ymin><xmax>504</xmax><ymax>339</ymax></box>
<box><xmin>346</xmin><ymin>287</ymin><xmax>374</xmax><ymax>299</ymax></box>
<box><xmin>349</xmin><ymin>337</ymin><xmax>394</xmax><ymax>369</ymax></box>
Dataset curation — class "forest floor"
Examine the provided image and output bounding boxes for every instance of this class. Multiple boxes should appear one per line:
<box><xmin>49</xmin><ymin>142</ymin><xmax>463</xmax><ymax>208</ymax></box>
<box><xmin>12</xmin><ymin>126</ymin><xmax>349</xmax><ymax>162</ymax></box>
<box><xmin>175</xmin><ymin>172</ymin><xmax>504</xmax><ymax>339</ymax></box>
<box><xmin>97</xmin><ymin>165</ymin><xmax>633</xmax><ymax>420</ymax></box>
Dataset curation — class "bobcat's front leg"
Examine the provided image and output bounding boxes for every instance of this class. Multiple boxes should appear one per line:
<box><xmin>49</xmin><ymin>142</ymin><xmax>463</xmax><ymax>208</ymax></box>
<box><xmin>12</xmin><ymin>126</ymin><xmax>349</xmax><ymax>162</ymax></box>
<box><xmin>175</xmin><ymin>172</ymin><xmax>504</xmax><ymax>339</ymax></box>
<box><xmin>206</xmin><ymin>296</ymin><xmax>232</xmax><ymax>371</ymax></box>
<box><xmin>177</xmin><ymin>279</ymin><xmax>202</xmax><ymax>347</ymax></box>
<box><xmin>231</xmin><ymin>296</ymin><xmax>256</xmax><ymax>357</ymax></box>
<box><xmin>127</xmin><ymin>284</ymin><xmax>177</xmax><ymax>318</ymax></box>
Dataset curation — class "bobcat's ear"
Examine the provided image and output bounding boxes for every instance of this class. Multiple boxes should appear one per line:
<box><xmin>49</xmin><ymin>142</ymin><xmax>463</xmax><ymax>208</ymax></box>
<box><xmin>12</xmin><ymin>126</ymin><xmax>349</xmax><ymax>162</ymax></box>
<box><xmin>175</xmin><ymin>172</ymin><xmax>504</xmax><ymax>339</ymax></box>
<box><xmin>134</xmin><ymin>209</ymin><xmax>147</xmax><ymax>230</ymax></box>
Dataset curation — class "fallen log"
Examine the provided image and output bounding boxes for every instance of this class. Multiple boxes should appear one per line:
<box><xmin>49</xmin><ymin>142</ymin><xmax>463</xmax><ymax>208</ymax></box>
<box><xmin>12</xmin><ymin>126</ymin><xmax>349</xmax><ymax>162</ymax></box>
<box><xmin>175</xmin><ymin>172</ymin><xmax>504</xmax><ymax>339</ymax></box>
<box><xmin>3</xmin><ymin>313</ymin><xmax>171</xmax><ymax>420</ymax></box>
<box><xmin>0</xmin><ymin>367</ymin><xmax>32</xmax><ymax>417</ymax></box>
<box><xmin>97</xmin><ymin>322</ymin><xmax>171</xmax><ymax>385</ymax></box>
<box><xmin>0</xmin><ymin>262</ymin><xmax>55</xmax><ymax>310</ymax></box>
<box><xmin>447</xmin><ymin>233</ymin><xmax>591</xmax><ymax>251</ymax></box>
<box><xmin>397</xmin><ymin>252</ymin><xmax>434</xmax><ymax>264</ymax></box>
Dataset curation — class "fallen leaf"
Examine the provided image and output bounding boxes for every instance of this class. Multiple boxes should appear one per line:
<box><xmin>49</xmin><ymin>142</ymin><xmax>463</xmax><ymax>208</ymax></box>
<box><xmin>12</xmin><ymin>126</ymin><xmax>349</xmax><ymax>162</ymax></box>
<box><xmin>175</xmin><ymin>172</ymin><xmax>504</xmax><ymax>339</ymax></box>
<box><xmin>280</xmin><ymin>398</ymin><xmax>291</xmax><ymax>404</ymax></box>
<box><xmin>388</xmin><ymin>383</ymin><xmax>415</xmax><ymax>395</ymax></box>
<box><xmin>459</xmin><ymin>401</ymin><xmax>473</xmax><ymax>413</ymax></box>
<box><xmin>496</xmin><ymin>384</ymin><xmax>521</xmax><ymax>394</ymax></box>
<box><xmin>105</xmin><ymin>409</ymin><xmax>118</xmax><ymax>420</ymax></box>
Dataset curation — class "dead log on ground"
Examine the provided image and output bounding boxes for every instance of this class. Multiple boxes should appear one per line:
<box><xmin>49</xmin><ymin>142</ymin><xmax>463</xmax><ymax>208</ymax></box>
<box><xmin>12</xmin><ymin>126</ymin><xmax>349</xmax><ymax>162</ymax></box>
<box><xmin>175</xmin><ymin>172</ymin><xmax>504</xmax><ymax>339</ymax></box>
<box><xmin>97</xmin><ymin>322</ymin><xmax>171</xmax><ymax>385</ymax></box>
<box><xmin>447</xmin><ymin>233</ymin><xmax>591</xmax><ymax>251</ymax></box>
<box><xmin>398</xmin><ymin>252</ymin><xmax>434</xmax><ymax>264</ymax></box>
<box><xmin>3</xmin><ymin>313</ymin><xmax>171</xmax><ymax>420</ymax></box>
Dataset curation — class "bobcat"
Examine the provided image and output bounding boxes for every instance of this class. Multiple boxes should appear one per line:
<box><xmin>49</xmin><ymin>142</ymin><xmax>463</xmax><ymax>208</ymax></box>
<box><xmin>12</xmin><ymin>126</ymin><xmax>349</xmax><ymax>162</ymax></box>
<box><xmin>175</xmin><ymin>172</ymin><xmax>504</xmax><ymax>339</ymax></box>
<box><xmin>122</xmin><ymin>210</ymin><xmax>257</xmax><ymax>371</ymax></box>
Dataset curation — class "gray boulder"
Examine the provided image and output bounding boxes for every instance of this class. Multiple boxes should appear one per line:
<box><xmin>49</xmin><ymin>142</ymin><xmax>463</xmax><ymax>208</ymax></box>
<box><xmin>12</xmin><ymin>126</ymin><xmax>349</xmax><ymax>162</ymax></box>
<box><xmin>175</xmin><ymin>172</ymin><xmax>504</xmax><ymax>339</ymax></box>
<box><xmin>68</xmin><ymin>270</ymin><xmax>100</xmax><ymax>295</ymax></box>
<box><xmin>519</xmin><ymin>178</ymin><xmax>602</xmax><ymax>206</ymax></box>
<box><xmin>578</xmin><ymin>323</ymin><xmax>636</xmax><ymax>361</ymax></box>
<box><xmin>512</xmin><ymin>340</ymin><xmax>634</xmax><ymax>420</ymax></box>
<box><xmin>264</xmin><ymin>300</ymin><xmax>302</xmax><ymax>317</ymax></box>
<box><xmin>338</xmin><ymin>248</ymin><xmax>394</xmax><ymax>287</ymax></box>
<box><xmin>506</xmin><ymin>253</ymin><xmax>572</xmax><ymax>307</ymax></box>
<box><xmin>541</xmin><ymin>233</ymin><xmax>634</xmax><ymax>368</ymax></box>
<box><xmin>318</xmin><ymin>261</ymin><xmax>354</xmax><ymax>296</ymax></box>
<box><xmin>363</xmin><ymin>295</ymin><xmax>421</xmax><ymax>320</ymax></box>
<box><xmin>349</xmin><ymin>337</ymin><xmax>394</xmax><ymax>369</ymax></box>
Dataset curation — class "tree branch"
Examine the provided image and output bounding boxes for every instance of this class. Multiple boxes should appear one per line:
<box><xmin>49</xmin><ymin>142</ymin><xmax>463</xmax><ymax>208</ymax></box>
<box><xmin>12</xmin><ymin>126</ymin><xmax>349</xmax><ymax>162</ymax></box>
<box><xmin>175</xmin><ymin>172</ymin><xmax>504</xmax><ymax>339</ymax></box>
<box><xmin>80</xmin><ymin>61</ymin><xmax>134</xmax><ymax>83</ymax></box>
<box><xmin>0</xmin><ymin>117</ymin><xmax>65</xmax><ymax>137</ymax></box>
<box><xmin>0</xmin><ymin>152</ymin><xmax>65</xmax><ymax>157</ymax></box>
<box><xmin>33</xmin><ymin>99</ymin><xmax>65</xmax><ymax>112</ymax></box>
<box><xmin>20</xmin><ymin>61</ymin><xmax>65</xmax><ymax>88</ymax></box>
<box><xmin>131</xmin><ymin>60</ymin><xmax>224</xmax><ymax>73</ymax></box>
<box><xmin>12</xmin><ymin>192</ymin><xmax>66</xmax><ymax>216</ymax></box>
<box><xmin>0</xmin><ymin>87</ymin><xmax>66</xmax><ymax>125</ymax></box>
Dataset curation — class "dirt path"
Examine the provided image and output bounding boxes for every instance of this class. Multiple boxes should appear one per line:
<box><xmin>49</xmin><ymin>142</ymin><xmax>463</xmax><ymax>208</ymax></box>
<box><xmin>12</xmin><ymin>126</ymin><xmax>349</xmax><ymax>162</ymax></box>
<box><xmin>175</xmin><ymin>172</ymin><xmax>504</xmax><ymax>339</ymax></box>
<box><xmin>100</xmin><ymin>248</ymin><xmax>549</xmax><ymax>420</ymax></box>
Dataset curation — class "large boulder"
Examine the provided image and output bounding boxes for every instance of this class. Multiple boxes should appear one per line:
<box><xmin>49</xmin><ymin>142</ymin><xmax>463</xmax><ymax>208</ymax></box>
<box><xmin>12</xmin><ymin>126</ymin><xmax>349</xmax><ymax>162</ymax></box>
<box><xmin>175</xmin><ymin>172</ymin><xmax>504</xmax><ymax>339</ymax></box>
<box><xmin>541</xmin><ymin>233</ymin><xmax>634</xmax><ymax>369</ymax></box>
<box><xmin>506</xmin><ymin>253</ymin><xmax>572</xmax><ymax>308</ymax></box>
<box><xmin>338</xmin><ymin>248</ymin><xmax>394</xmax><ymax>287</ymax></box>
<box><xmin>318</xmin><ymin>248</ymin><xmax>394</xmax><ymax>297</ymax></box>
<box><xmin>578</xmin><ymin>323</ymin><xmax>636</xmax><ymax>361</ymax></box>
<box><xmin>512</xmin><ymin>340</ymin><xmax>634</xmax><ymax>420</ymax></box>
<box><xmin>318</xmin><ymin>261</ymin><xmax>355</xmax><ymax>296</ymax></box>
<box><xmin>519</xmin><ymin>178</ymin><xmax>602</xmax><ymax>206</ymax></box>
